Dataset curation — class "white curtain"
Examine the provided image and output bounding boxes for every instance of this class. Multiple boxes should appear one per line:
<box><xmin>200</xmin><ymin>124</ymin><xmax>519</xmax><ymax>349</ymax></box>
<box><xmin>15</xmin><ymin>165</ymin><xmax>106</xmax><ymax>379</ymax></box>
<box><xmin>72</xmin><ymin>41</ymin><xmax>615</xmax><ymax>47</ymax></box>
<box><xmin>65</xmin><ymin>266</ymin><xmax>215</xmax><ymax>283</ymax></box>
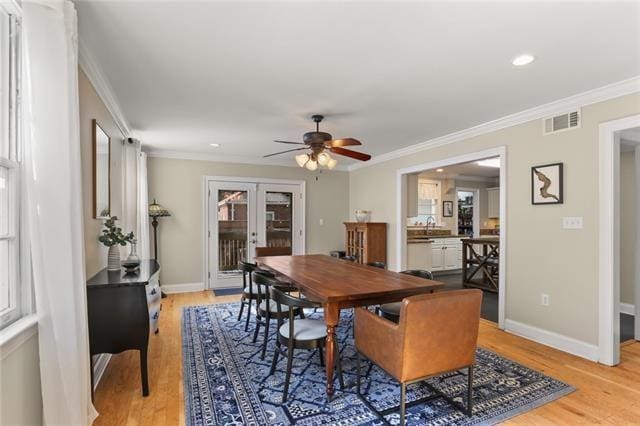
<box><xmin>22</xmin><ymin>1</ymin><xmax>98</xmax><ymax>425</ymax></box>
<box><xmin>137</xmin><ymin>150</ymin><xmax>150</xmax><ymax>260</ymax></box>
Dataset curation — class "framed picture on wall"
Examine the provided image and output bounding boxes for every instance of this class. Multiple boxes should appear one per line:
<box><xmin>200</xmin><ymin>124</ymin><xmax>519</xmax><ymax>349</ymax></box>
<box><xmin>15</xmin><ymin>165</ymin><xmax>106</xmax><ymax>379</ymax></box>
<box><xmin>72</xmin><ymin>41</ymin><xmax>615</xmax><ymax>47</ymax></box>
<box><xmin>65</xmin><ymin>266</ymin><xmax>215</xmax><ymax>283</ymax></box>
<box><xmin>531</xmin><ymin>162</ymin><xmax>563</xmax><ymax>205</ymax></box>
<box><xmin>443</xmin><ymin>200</ymin><xmax>453</xmax><ymax>217</ymax></box>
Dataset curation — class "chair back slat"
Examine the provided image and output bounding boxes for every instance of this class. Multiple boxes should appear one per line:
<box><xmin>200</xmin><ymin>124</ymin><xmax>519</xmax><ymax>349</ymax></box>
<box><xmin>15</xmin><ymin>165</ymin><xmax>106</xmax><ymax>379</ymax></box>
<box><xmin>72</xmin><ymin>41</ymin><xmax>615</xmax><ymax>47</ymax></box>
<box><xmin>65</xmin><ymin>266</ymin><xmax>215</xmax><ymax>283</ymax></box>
<box><xmin>400</xmin><ymin>269</ymin><xmax>433</xmax><ymax>280</ymax></box>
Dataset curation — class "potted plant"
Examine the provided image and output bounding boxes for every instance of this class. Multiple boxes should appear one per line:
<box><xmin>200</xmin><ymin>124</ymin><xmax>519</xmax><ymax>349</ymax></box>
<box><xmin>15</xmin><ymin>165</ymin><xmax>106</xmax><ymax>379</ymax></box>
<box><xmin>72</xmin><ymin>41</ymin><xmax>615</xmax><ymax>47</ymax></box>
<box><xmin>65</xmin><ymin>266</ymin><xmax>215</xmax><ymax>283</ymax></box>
<box><xmin>99</xmin><ymin>216</ymin><xmax>134</xmax><ymax>271</ymax></box>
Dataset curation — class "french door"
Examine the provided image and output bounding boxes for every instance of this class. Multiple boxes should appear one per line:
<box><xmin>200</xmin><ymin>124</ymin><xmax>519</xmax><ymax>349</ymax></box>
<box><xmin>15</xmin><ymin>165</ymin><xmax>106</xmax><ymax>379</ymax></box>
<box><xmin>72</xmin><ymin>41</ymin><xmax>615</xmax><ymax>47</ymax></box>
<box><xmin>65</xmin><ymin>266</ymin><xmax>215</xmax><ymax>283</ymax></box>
<box><xmin>207</xmin><ymin>179</ymin><xmax>304</xmax><ymax>289</ymax></box>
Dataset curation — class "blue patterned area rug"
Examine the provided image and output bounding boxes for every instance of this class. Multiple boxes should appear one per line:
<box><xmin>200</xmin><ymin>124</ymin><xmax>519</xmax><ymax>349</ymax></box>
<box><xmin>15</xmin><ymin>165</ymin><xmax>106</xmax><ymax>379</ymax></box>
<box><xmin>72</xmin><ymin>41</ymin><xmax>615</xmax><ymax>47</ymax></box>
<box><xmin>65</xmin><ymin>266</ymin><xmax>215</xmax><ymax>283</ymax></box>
<box><xmin>183</xmin><ymin>303</ymin><xmax>574</xmax><ymax>425</ymax></box>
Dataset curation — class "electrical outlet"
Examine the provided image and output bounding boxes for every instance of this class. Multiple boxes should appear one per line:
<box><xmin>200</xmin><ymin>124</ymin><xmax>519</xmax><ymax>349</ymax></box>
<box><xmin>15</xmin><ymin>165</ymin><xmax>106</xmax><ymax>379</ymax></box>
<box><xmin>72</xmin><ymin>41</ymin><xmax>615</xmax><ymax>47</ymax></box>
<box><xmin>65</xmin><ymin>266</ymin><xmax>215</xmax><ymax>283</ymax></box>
<box><xmin>319</xmin><ymin>219</ymin><xmax>324</xmax><ymax>226</ymax></box>
<box><xmin>562</xmin><ymin>217</ymin><xmax>583</xmax><ymax>229</ymax></box>
<box><xmin>541</xmin><ymin>293</ymin><xmax>550</xmax><ymax>306</ymax></box>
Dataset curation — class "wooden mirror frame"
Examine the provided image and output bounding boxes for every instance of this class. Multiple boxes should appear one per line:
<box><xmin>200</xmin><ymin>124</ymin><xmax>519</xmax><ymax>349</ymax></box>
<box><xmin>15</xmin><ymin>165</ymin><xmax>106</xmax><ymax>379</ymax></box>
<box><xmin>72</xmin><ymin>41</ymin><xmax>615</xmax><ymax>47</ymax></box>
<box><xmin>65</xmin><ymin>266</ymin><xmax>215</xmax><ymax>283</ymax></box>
<box><xmin>92</xmin><ymin>119</ymin><xmax>111</xmax><ymax>219</ymax></box>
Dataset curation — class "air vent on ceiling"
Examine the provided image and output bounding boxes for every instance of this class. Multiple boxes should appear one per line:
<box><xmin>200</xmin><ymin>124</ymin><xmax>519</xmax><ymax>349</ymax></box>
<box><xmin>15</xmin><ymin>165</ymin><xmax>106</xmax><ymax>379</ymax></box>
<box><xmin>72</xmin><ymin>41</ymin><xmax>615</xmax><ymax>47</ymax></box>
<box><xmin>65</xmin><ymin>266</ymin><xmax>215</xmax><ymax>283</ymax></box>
<box><xmin>543</xmin><ymin>110</ymin><xmax>580</xmax><ymax>135</ymax></box>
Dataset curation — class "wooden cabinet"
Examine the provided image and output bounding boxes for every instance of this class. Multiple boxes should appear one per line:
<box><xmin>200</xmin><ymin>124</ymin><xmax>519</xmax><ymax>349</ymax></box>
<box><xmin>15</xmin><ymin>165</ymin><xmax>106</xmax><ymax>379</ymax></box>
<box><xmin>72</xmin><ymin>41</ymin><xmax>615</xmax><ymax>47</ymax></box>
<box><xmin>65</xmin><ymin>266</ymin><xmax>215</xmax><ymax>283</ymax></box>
<box><xmin>344</xmin><ymin>222</ymin><xmax>386</xmax><ymax>264</ymax></box>
<box><xmin>487</xmin><ymin>187</ymin><xmax>500</xmax><ymax>219</ymax></box>
<box><xmin>87</xmin><ymin>260</ymin><xmax>161</xmax><ymax>397</ymax></box>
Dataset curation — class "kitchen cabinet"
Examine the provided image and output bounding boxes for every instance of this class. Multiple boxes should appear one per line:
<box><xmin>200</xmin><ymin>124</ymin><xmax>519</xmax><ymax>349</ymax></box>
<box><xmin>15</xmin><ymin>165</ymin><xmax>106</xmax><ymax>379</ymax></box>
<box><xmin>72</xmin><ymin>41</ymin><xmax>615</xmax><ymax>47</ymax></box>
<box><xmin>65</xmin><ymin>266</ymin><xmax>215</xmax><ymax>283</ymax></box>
<box><xmin>429</xmin><ymin>238</ymin><xmax>462</xmax><ymax>271</ymax></box>
<box><xmin>407</xmin><ymin>242</ymin><xmax>432</xmax><ymax>270</ymax></box>
<box><xmin>406</xmin><ymin>174</ymin><xmax>419</xmax><ymax>217</ymax></box>
<box><xmin>487</xmin><ymin>187</ymin><xmax>500</xmax><ymax>219</ymax></box>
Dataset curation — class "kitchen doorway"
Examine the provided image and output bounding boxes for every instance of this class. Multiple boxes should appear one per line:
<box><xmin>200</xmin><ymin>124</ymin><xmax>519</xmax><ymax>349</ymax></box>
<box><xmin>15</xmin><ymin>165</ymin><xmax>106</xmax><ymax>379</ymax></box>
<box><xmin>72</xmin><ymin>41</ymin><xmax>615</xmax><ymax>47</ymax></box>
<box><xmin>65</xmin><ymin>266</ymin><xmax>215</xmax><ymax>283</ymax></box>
<box><xmin>398</xmin><ymin>147</ymin><xmax>506</xmax><ymax>328</ymax></box>
<box><xmin>204</xmin><ymin>177</ymin><xmax>305</xmax><ymax>290</ymax></box>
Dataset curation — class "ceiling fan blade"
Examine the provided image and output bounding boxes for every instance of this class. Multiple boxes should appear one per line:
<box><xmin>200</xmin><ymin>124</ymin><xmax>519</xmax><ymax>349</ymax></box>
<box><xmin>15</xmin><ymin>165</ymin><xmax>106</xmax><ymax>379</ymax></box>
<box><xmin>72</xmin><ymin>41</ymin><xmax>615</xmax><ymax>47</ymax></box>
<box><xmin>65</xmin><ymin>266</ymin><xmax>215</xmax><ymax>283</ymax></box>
<box><xmin>326</xmin><ymin>138</ymin><xmax>362</xmax><ymax>147</ymax></box>
<box><xmin>263</xmin><ymin>147</ymin><xmax>309</xmax><ymax>158</ymax></box>
<box><xmin>330</xmin><ymin>147</ymin><xmax>371</xmax><ymax>161</ymax></box>
<box><xmin>274</xmin><ymin>140</ymin><xmax>306</xmax><ymax>145</ymax></box>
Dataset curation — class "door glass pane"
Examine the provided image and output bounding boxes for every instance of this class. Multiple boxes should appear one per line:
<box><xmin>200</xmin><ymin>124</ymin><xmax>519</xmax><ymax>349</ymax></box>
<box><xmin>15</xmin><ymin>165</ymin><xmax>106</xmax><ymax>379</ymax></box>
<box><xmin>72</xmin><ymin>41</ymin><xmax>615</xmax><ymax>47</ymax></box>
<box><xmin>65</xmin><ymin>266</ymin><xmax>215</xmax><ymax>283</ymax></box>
<box><xmin>265</xmin><ymin>192</ymin><xmax>292</xmax><ymax>255</ymax></box>
<box><xmin>217</xmin><ymin>190</ymin><xmax>248</xmax><ymax>276</ymax></box>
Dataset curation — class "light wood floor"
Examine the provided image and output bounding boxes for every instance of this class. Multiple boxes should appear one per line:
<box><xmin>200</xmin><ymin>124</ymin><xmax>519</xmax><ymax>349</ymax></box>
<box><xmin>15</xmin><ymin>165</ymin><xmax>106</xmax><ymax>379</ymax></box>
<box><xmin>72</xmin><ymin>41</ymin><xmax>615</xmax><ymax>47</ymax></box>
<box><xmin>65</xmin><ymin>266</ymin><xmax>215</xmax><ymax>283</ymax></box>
<box><xmin>92</xmin><ymin>292</ymin><xmax>640</xmax><ymax>425</ymax></box>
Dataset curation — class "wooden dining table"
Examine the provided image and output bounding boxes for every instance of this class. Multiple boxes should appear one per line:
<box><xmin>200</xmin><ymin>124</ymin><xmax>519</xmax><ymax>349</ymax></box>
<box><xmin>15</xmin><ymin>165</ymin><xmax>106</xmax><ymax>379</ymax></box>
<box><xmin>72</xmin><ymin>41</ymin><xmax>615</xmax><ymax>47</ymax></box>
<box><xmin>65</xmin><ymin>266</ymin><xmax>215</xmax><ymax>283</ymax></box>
<box><xmin>255</xmin><ymin>254</ymin><xmax>444</xmax><ymax>399</ymax></box>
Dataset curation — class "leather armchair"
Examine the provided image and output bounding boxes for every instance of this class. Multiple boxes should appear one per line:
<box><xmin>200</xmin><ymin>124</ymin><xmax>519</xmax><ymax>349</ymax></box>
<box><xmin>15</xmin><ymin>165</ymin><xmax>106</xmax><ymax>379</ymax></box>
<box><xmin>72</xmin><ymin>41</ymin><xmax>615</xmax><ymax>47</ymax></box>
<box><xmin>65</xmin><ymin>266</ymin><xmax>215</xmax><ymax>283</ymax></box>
<box><xmin>354</xmin><ymin>289</ymin><xmax>482</xmax><ymax>425</ymax></box>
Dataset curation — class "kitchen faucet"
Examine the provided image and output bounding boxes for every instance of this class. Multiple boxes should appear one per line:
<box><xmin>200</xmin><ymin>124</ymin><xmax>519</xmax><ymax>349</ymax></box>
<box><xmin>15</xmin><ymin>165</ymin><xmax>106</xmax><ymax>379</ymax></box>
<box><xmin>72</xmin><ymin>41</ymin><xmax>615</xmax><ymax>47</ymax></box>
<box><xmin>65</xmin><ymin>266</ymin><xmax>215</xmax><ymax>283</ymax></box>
<box><xmin>425</xmin><ymin>216</ymin><xmax>436</xmax><ymax>236</ymax></box>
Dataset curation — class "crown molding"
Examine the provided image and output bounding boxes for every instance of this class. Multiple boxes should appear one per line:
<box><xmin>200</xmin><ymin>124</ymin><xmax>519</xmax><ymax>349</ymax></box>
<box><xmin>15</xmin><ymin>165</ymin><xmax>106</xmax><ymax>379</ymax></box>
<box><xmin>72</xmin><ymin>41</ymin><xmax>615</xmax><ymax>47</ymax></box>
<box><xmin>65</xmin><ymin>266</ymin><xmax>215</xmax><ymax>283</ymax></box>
<box><xmin>78</xmin><ymin>39</ymin><xmax>131</xmax><ymax>138</ymax></box>
<box><xmin>350</xmin><ymin>76</ymin><xmax>640</xmax><ymax>172</ymax></box>
<box><xmin>147</xmin><ymin>149</ymin><xmax>350</xmax><ymax>172</ymax></box>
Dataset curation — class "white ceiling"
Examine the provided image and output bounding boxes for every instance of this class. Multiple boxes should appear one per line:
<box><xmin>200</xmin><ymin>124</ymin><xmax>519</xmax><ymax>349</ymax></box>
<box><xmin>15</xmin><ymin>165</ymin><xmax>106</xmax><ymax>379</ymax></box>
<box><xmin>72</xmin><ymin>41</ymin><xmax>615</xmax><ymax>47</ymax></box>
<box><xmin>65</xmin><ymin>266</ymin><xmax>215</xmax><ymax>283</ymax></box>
<box><xmin>418</xmin><ymin>157</ymin><xmax>500</xmax><ymax>180</ymax></box>
<box><xmin>75</xmin><ymin>1</ymin><xmax>640</xmax><ymax>166</ymax></box>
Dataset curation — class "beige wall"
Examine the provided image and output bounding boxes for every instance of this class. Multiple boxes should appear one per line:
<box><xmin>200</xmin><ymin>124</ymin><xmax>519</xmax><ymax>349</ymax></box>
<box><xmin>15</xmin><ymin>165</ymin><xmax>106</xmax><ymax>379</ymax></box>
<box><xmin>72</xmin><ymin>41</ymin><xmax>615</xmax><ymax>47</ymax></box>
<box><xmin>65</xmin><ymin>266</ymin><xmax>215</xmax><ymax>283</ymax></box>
<box><xmin>0</xmin><ymin>334</ymin><xmax>42</xmax><ymax>426</ymax></box>
<box><xmin>79</xmin><ymin>69</ymin><xmax>129</xmax><ymax>277</ymax></box>
<box><xmin>147</xmin><ymin>157</ymin><xmax>350</xmax><ymax>286</ymax></box>
<box><xmin>620</xmin><ymin>149</ymin><xmax>637</xmax><ymax>305</ymax></box>
<box><xmin>350</xmin><ymin>93</ymin><xmax>640</xmax><ymax>346</ymax></box>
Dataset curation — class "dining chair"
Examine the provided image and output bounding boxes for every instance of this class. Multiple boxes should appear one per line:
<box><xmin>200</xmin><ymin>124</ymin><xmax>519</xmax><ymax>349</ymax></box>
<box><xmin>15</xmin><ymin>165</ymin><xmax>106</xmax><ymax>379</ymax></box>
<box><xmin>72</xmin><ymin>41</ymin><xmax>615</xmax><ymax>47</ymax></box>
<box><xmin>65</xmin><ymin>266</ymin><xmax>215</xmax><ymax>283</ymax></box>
<box><xmin>355</xmin><ymin>289</ymin><xmax>482</xmax><ymax>425</ymax></box>
<box><xmin>367</xmin><ymin>261</ymin><xmax>386</xmax><ymax>269</ymax></box>
<box><xmin>252</xmin><ymin>271</ymin><xmax>304</xmax><ymax>360</ymax></box>
<box><xmin>268</xmin><ymin>286</ymin><xmax>344</xmax><ymax>403</ymax></box>
<box><xmin>237</xmin><ymin>261</ymin><xmax>273</xmax><ymax>331</ymax></box>
<box><xmin>255</xmin><ymin>246</ymin><xmax>291</xmax><ymax>257</ymax></box>
<box><xmin>378</xmin><ymin>270</ymin><xmax>434</xmax><ymax>322</ymax></box>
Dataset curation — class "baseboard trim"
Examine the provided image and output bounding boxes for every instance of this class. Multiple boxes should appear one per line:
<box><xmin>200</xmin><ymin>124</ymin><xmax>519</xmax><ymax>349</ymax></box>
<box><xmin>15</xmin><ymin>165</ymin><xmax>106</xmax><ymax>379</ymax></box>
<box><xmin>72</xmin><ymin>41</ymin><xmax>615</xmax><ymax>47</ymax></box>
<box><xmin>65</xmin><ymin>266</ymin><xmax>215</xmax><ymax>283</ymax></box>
<box><xmin>162</xmin><ymin>282</ymin><xmax>205</xmax><ymax>294</ymax></box>
<box><xmin>92</xmin><ymin>354</ymin><xmax>111</xmax><ymax>391</ymax></box>
<box><xmin>504</xmin><ymin>319</ymin><xmax>599</xmax><ymax>362</ymax></box>
<box><xmin>620</xmin><ymin>302</ymin><xmax>636</xmax><ymax>316</ymax></box>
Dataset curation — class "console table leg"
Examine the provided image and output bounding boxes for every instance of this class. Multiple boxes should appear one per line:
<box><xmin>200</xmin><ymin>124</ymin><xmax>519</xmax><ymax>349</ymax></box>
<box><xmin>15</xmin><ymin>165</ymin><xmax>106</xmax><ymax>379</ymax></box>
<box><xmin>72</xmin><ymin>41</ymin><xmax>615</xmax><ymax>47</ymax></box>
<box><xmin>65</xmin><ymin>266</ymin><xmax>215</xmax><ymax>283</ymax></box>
<box><xmin>140</xmin><ymin>346</ymin><xmax>149</xmax><ymax>396</ymax></box>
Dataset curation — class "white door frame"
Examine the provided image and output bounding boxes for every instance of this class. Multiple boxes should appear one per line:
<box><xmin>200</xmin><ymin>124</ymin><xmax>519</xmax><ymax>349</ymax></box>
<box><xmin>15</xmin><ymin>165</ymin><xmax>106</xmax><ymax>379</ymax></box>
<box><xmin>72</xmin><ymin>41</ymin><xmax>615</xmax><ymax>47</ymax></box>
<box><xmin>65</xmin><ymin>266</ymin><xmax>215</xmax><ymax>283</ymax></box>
<box><xmin>396</xmin><ymin>146</ymin><xmax>507</xmax><ymax>329</ymax></box>
<box><xmin>203</xmin><ymin>176</ymin><xmax>306</xmax><ymax>290</ymax></box>
<box><xmin>598</xmin><ymin>114</ymin><xmax>640</xmax><ymax>365</ymax></box>
<box><xmin>455</xmin><ymin>187</ymin><xmax>481</xmax><ymax>238</ymax></box>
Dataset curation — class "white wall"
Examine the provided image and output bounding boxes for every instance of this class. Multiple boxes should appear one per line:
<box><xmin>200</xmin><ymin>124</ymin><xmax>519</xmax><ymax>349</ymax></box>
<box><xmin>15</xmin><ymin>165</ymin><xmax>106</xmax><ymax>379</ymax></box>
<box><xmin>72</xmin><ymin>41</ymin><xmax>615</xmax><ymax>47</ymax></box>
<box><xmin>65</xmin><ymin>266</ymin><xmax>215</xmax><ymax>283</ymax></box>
<box><xmin>0</xmin><ymin>334</ymin><xmax>42</xmax><ymax>425</ymax></box>
<box><xmin>349</xmin><ymin>93</ymin><xmax>640</xmax><ymax>348</ymax></box>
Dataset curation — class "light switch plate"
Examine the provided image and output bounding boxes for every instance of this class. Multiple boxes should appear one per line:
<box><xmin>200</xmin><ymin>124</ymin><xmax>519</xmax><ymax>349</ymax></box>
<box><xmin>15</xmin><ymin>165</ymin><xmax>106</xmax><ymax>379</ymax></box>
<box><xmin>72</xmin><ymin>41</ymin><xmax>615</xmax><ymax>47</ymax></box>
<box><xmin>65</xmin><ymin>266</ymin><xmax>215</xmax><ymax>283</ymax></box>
<box><xmin>562</xmin><ymin>217</ymin><xmax>583</xmax><ymax>229</ymax></box>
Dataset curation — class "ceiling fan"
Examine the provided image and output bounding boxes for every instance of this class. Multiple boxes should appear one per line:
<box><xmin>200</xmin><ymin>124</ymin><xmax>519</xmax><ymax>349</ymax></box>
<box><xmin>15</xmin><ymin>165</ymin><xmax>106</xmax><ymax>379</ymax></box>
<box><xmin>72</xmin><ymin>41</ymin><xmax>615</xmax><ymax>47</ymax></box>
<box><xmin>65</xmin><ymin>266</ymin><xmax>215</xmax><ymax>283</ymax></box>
<box><xmin>264</xmin><ymin>115</ymin><xmax>371</xmax><ymax>170</ymax></box>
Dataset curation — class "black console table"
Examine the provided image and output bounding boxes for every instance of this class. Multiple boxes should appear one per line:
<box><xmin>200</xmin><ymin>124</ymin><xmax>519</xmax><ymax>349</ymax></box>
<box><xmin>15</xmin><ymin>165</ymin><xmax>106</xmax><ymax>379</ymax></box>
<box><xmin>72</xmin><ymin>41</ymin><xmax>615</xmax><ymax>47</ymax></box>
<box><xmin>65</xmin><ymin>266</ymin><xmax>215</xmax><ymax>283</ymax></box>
<box><xmin>86</xmin><ymin>260</ymin><xmax>161</xmax><ymax>396</ymax></box>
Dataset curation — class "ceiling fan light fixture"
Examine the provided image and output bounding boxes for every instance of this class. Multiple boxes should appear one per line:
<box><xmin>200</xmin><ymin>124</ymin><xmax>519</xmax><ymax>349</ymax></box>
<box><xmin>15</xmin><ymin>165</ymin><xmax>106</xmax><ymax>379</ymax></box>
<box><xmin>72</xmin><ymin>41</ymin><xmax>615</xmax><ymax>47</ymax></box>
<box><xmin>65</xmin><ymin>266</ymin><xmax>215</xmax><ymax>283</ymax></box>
<box><xmin>295</xmin><ymin>153</ymin><xmax>309</xmax><ymax>167</ymax></box>
<box><xmin>326</xmin><ymin>157</ymin><xmax>337</xmax><ymax>170</ymax></box>
<box><xmin>317</xmin><ymin>152</ymin><xmax>331</xmax><ymax>166</ymax></box>
<box><xmin>305</xmin><ymin>159</ymin><xmax>318</xmax><ymax>171</ymax></box>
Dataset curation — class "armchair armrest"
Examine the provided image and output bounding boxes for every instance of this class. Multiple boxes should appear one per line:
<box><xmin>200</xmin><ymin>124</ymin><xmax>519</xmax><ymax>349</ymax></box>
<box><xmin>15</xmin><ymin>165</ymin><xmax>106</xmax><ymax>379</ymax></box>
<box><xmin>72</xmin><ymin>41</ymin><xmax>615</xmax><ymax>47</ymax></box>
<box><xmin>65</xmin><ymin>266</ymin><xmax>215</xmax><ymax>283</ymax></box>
<box><xmin>354</xmin><ymin>307</ymin><xmax>403</xmax><ymax>380</ymax></box>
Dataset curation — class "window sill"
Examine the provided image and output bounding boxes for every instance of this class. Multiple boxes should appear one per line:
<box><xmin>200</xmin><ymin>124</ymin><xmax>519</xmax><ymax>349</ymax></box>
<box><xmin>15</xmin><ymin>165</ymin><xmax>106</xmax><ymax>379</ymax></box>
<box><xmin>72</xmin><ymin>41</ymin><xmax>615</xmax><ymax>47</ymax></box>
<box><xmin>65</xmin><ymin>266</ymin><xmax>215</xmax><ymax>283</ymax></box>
<box><xmin>0</xmin><ymin>314</ymin><xmax>38</xmax><ymax>360</ymax></box>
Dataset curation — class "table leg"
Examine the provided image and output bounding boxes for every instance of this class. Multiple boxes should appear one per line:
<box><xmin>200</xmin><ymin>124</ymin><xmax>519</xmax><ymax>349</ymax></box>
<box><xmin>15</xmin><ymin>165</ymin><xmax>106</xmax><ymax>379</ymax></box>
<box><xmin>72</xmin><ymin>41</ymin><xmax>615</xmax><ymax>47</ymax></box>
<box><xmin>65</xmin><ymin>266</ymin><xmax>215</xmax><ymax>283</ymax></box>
<box><xmin>324</xmin><ymin>303</ymin><xmax>340</xmax><ymax>400</ymax></box>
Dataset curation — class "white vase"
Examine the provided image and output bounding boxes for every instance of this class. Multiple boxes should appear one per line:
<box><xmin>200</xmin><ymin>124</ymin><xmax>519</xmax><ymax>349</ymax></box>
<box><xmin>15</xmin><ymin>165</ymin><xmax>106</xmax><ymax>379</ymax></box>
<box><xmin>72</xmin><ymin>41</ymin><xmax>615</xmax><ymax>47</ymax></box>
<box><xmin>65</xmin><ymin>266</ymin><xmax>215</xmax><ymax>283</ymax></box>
<box><xmin>107</xmin><ymin>245</ymin><xmax>121</xmax><ymax>271</ymax></box>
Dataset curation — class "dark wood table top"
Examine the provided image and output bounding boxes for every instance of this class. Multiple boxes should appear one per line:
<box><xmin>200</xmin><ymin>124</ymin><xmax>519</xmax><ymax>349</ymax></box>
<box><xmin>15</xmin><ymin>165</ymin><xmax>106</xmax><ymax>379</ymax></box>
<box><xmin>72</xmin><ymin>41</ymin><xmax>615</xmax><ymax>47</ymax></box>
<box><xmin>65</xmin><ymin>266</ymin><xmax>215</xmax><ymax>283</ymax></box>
<box><xmin>255</xmin><ymin>254</ymin><xmax>444</xmax><ymax>306</ymax></box>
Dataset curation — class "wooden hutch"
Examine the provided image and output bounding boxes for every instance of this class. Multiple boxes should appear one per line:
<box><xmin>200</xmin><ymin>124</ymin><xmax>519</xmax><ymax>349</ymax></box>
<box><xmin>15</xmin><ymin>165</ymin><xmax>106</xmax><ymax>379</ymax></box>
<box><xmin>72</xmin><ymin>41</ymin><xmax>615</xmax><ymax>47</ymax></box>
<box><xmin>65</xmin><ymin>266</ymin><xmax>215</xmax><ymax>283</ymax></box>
<box><xmin>344</xmin><ymin>222</ymin><xmax>387</xmax><ymax>265</ymax></box>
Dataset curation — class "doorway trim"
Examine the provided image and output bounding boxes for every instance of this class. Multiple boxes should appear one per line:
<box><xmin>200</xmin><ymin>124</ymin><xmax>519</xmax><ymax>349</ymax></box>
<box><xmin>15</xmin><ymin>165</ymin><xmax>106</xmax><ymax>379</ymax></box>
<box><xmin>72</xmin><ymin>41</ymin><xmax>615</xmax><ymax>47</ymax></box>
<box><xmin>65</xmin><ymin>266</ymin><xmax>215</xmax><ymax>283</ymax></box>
<box><xmin>202</xmin><ymin>176</ymin><xmax>306</xmax><ymax>290</ymax></box>
<box><xmin>598</xmin><ymin>114</ymin><xmax>640</xmax><ymax>365</ymax></box>
<box><xmin>396</xmin><ymin>146</ymin><xmax>507</xmax><ymax>329</ymax></box>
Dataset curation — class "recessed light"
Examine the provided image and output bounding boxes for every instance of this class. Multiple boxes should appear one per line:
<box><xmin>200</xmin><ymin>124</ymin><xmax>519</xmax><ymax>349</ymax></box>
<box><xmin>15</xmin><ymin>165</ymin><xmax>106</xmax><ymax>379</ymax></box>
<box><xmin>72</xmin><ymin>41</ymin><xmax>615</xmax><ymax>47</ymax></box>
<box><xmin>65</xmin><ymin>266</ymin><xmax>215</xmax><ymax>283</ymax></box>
<box><xmin>436</xmin><ymin>168</ymin><xmax>444</xmax><ymax>172</ymax></box>
<box><xmin>210</xmin><ymin>143</ymin><xmax>221</xmax><ymax>148</ymax></box>
<box><xmin>512</xmin><ymin>54</ymin><xmax>535</xmax><ymax>66</ymax></box>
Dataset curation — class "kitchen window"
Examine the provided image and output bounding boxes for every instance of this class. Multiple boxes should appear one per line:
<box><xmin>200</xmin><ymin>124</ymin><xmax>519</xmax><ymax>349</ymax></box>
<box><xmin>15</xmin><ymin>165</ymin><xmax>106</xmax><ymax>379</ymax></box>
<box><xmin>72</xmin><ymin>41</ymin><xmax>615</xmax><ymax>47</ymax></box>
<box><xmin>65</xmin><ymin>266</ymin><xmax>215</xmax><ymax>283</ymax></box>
<box><xmin>416</xmin><ymin>180</ymin><xmax>440</xmax><ymax>223</ymax></box>
<box><xmin>0</xmin><ymin>5</ymin><xmax>23</xmax><ymax>331</ymax></box>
